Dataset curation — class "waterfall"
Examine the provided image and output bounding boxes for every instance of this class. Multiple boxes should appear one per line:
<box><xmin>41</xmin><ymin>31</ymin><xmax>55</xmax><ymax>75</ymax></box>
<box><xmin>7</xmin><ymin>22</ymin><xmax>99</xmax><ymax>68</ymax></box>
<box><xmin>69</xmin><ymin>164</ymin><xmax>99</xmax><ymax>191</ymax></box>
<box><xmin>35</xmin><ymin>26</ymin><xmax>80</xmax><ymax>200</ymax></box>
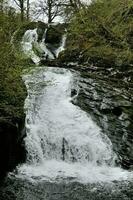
<box><xmin>16</xmin><ymin>67</ymin><xmax>132</xmax><ymax>183</ymax></box>
<box><xmin>21</xmin><ymin>28</ymin><xmax>66</xmax><ymax>63</ymax></box>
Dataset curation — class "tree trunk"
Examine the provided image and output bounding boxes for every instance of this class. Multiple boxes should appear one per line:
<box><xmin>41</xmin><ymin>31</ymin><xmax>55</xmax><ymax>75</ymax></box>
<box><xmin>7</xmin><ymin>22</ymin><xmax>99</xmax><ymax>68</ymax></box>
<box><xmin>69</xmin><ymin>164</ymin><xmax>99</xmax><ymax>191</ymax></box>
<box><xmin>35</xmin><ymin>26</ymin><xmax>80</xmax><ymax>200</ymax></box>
<box><xmin>26</xmin><ymin>0</ymin><xmax>30</xmax><ymax>20</ymax></box>
<box><xmin>48</xmin><ymin>0</ymin><xmax>52</xmax><ymax>23</ymax></box>
<box><xmin>20</xmin><ymin>0</ymin><xmax>24</xmax><ymax>22</ymax></box>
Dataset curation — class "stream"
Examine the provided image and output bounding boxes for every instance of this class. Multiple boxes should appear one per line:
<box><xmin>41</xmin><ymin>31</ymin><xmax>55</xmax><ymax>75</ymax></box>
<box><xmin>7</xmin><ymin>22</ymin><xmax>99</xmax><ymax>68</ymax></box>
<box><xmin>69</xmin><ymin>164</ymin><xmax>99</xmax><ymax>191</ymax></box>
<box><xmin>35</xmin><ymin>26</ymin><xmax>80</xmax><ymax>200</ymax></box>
<box><xmin>0</xmin><ymin>66</ymin><xmax>133</xmax><ymax>200</ymax></box>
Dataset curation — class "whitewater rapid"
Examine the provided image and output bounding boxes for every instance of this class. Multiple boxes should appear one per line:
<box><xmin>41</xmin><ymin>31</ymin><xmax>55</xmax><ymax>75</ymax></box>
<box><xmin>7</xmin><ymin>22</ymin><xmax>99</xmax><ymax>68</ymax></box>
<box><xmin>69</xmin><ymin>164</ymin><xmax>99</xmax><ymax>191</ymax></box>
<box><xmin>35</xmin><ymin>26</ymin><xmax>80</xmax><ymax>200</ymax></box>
<box><xmin>16</xmin><ymin>67</ymin><xmax>132</xmax><ymax>184</ymax></box>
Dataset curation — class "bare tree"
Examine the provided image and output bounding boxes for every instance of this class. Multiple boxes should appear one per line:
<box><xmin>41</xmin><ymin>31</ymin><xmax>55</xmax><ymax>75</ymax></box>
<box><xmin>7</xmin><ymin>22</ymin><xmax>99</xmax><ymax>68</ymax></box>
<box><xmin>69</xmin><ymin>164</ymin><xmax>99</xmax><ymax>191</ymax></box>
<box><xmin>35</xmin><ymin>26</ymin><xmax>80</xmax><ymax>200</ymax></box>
<box><xmin>32</xmin><ymin>0</ymin><xmax>68</xmax><ymax>23</ymax></box>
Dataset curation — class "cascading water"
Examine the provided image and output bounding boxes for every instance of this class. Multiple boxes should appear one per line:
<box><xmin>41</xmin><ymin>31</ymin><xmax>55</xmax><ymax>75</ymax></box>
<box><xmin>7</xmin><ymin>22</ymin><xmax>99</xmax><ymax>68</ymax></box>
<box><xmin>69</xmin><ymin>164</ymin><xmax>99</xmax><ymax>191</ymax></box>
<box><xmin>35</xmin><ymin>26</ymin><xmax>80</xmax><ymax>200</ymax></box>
<box><xmin>16</xmin><ymin>67</ymin><xmax>132</xmax><ymax>184</ymax></box>
<box><xmin>39</xmin><ymin>29</ymin><xmax>55</xmax><ymax>60</ymax></box>
<box><xmin>21</xmin><ymin>28</ymin><xmax>66</xmax><ymax>63</ymax></box>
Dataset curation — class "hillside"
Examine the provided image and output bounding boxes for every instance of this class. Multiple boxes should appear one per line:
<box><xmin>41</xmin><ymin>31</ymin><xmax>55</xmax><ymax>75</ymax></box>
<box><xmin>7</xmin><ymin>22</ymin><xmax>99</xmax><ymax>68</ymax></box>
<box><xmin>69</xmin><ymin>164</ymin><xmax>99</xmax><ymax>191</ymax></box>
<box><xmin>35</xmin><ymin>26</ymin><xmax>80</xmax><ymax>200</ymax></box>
<box><xmin>60</xmin><ymin>0</ymin><xmax>133</xmax><ymax>70</ymax></box>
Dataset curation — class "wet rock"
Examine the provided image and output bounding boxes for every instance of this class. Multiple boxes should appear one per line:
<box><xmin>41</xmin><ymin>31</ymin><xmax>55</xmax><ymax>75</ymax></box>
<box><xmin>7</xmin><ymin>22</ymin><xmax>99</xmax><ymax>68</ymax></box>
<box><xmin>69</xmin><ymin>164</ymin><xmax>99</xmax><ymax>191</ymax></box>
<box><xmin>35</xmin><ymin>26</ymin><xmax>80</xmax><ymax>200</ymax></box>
<box><xmin>75</xmin><ymin>73</ymin><xmax>133</xmax><ymax>169</ymax></box>
<box><xmin>71</xmin><ymin>89</ymin><xmax>77</xmax><ymax>97</ymax></box>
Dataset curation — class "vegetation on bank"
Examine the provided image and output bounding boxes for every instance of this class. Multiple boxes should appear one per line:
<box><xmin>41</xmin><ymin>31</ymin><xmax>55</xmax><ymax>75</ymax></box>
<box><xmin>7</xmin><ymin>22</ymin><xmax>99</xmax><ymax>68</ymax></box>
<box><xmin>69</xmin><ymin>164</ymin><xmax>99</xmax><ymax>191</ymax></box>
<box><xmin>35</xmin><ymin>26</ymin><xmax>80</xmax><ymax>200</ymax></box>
<box><xmin>0</xmin><ymin>11</ymin><xmax>29</xmax><ymax>122</ymax></box>
<box><xmin>61</xmin><ymin>0</ymin><xmax>133</xmax><ymax>68</ymax></box>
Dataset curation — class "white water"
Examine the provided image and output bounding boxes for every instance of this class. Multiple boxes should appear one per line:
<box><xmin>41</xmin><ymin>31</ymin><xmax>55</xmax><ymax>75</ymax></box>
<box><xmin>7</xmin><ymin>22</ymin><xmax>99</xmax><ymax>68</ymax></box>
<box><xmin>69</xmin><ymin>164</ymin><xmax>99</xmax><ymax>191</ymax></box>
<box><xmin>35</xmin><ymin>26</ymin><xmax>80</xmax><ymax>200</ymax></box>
<box><xmin>16</xmin><ymin>67</ymin><xmax>132</xmax><ymax>184</ymax></box>
<box><xmin>55</xmin><ymin>34</ymin><xmax>67</xmax><ymax>57</ymax></box>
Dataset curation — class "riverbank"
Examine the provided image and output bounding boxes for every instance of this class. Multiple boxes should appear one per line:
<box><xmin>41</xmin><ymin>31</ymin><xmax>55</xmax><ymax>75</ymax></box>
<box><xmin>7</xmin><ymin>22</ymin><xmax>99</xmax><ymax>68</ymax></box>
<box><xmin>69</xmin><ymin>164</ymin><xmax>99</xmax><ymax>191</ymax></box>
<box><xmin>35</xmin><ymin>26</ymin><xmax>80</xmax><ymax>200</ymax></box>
<box><xmin>0</xmin><ymin>12</ymin><xmax>29</xmax><ymax>179</ymax></box>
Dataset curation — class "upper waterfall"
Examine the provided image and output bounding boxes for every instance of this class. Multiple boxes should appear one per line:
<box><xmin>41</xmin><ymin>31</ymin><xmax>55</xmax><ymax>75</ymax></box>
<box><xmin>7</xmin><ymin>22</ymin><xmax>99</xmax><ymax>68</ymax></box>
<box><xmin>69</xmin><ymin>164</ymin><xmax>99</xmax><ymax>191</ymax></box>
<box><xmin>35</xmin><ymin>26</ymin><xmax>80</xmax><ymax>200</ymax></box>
<box><xmin>21</xmin><ymin>26</ymin><xmax>66</xmax><ymax>64</ymax></box>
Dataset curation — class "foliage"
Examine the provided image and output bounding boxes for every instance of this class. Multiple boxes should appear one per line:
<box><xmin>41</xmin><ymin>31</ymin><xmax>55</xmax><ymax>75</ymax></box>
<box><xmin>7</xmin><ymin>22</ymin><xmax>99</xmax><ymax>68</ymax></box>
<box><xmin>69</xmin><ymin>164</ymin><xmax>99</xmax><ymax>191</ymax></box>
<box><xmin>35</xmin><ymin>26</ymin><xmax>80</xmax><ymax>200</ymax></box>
<box><xmin>67</xmin><ymin>0</ymin><xmax>133</xmax><ymax>67</ymax></box>
<box><xmin>0</xmin><ymin>11</ymin><xmax>27</xmax><ymax>121</ymax></box>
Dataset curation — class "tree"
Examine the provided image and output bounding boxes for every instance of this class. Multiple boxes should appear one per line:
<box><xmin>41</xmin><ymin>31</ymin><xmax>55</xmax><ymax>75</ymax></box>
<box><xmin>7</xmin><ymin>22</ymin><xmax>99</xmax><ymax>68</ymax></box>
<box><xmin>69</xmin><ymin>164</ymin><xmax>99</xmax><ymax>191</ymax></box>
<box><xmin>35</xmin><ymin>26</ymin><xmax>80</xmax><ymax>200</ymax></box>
<box><xmin>32</xmin><ymin>0</ymin><xmax>68</xmax><ymax>23</ymax></box>
<box><xmin>13</xmin><ymin>0</ymin><xmax>30</xmax><ymax>21</ymax></box>
<box><xmin>13</xmin><ymin>0</ymin><xmax>24</xmax><ymax>21</ymax></box>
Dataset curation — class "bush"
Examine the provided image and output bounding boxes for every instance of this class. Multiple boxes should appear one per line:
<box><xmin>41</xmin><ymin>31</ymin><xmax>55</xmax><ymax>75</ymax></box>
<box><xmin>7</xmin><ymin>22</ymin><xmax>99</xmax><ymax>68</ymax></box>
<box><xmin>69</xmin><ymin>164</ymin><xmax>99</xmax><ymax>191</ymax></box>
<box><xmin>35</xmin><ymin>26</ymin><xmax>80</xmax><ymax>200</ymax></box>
<box><xmin>66</xmin><ymin>0</ymin><xmax>133</xmax><ymax>67</ymax></box>
<box><xmin>0</xmin><ymin>11</ymin><xmax>27</xmax><ymax>121</ymax></box>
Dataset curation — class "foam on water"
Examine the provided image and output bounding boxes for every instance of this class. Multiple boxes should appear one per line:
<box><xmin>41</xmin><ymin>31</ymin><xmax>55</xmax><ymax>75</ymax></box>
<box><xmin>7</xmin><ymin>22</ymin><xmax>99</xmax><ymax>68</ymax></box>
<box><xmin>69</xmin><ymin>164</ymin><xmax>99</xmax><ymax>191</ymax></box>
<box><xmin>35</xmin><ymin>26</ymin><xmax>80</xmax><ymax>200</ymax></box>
<box><xmin>17</xmin><ymin>67</ymin><xmax>132</xmax><ymax>183</ymax></box>
<box><xmin>17</xmin><ymin>160</ymin><xmax>132</xmax><ymax>184</ymax></box>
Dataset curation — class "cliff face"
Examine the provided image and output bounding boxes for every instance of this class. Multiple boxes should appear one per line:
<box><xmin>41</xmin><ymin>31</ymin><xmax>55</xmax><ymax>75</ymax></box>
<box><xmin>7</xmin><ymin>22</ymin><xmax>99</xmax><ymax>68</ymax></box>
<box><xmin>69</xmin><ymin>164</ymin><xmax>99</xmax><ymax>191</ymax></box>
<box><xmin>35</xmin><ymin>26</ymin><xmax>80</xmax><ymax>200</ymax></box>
<box><xmin>74</xmin><ymin>70</ymin><xmax>133</xmax><ymax>169</ymax></box>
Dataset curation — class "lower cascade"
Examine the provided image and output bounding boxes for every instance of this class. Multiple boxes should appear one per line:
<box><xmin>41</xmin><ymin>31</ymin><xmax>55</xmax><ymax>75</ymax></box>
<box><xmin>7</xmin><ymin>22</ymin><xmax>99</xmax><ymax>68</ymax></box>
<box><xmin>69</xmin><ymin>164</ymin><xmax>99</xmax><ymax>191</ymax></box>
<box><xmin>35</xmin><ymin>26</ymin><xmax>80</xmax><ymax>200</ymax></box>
<box><xmin>16</xmin><ymin>67</ymin><xmax>132</xmax><ymax>183</ymax></box>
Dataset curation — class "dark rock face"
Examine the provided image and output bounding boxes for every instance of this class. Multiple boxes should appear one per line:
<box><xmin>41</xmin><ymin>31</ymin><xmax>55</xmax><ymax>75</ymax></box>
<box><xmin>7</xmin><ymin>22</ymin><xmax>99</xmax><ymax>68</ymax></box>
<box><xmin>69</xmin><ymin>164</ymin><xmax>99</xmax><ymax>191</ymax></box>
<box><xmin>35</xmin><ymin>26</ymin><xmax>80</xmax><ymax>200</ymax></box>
<box><xmin>0</xmin><ymin>119</ymin><xmax>26</xmax><ymax>179</ymax></box>
<box><xmin>45</xmin><ymin>24</ymin><xmax>67</xmax><ymax>45</ymax></box>
<box><xmin>74</xmin><ymin>72</ymin><xmax>133</xmax><ymax>169</ymax></box>
<box><xmin>45</xmin><ymin>26</ymin><xmax>62</xmax><ymax>46</ymax></box>
<box><xmin>37</xmin><ymin>21</ymin><xmax>47</xmax><ymax>42</ymax></box>
<box><xmin>44</xmin><ymin>24</ymin><xmax>66</xmax><ymax>54</ymax></box>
